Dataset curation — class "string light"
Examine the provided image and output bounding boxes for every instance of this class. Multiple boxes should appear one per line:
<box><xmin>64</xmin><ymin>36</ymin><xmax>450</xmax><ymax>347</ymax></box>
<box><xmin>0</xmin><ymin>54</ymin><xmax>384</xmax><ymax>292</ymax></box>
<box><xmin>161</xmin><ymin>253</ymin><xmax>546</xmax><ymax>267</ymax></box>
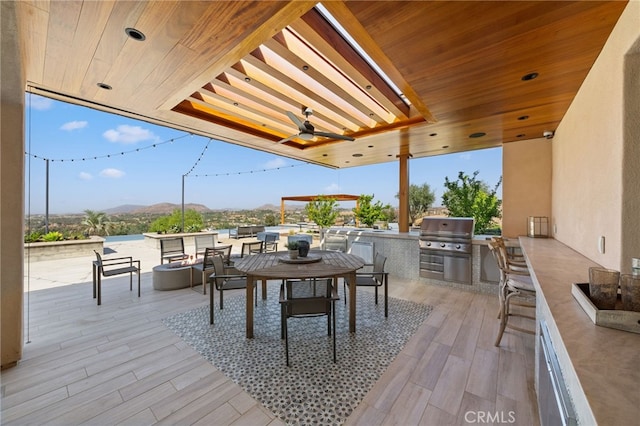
<box><xmin>24</xmin><ymin>134</ymin><xmax>190</xmax><ymax>162</ymax></box>
<box><xmin>26</xmin><ymin>131</ymin><xmax>309</xmax><ymax>178</ymax></box>
<box><xmin>183</xmin><ymin>138</ymin><xmax>212</xmax><ymax>176</ymax></box>
<box><xmin>193</xmin><ymin>163</ymin><xmax>304</xmax><ymax>177</ymax></box>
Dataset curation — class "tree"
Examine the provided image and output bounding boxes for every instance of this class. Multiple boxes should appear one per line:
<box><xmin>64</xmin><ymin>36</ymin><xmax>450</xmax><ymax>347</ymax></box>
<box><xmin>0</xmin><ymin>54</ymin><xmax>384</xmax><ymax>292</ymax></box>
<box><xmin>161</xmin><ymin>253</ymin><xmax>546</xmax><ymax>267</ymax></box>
<box><xmin>441</xmin><ymin>171</ymin><xmax>502</xmax><ymax>234</ymax></box>
<box><xmin>264</xmin><ymin>213</ymin><xmax>278</xmax><ymax>227</ymax></box>
<box><xmin>396</xmin><ymin>183</ymin><xmax>436</xmax><ymax>225</ymax></box>
<box><xmin>82</xmin><ymin>209</ymin><xmax>112</xmax><ymax>236</ymax></box>
<box><xmin>353</xmin><ymin>194</ymin><xmax>392</xmax><ymax>228</ymax></box>
<box><xmin>149</xmin><ymin>209</ymin><xmax>203</xmax><ymax>233</ymax></box>
<box><xmin>305</xmin><ymin>196</ymin><xmax>339</xmax><ymax>247</ymax></box>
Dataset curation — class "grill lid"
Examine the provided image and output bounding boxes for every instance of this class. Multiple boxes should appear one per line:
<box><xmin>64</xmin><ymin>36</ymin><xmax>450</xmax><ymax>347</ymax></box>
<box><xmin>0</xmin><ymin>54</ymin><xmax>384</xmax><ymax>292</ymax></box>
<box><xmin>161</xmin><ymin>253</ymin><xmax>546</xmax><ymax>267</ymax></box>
<box><xmin>420</xmin><ymin>217</ymin><xmax>475</xmax><ymax>239</ymax></box>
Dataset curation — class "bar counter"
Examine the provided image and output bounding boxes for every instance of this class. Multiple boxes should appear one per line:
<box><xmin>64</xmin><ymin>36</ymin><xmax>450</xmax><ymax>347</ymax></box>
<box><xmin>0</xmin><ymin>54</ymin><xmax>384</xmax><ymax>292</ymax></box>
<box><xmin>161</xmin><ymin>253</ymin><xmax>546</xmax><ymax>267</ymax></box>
<box><xmin>519</xmin><ymin>237</ymin><xmax>640</xmax><ymax>424</ymax></box>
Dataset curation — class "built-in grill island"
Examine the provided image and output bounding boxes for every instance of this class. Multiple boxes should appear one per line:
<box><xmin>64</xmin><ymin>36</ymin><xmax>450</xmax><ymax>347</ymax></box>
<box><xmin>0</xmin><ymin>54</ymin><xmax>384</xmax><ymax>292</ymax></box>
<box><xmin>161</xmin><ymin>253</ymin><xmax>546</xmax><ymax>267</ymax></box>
<box><xmin>419</xmin><ymin>217</ymin><xmax>475</xmax><ymax>285</ymax></box>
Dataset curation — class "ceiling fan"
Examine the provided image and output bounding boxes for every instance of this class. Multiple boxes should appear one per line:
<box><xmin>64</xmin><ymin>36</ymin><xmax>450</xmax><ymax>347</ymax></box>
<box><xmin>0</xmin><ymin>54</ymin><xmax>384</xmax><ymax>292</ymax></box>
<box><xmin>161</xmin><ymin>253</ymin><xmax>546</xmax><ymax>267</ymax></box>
<box><xmin>278</xmin><ymin>107</ymin><xmax>355</xmax><ymax>143</ymax></box>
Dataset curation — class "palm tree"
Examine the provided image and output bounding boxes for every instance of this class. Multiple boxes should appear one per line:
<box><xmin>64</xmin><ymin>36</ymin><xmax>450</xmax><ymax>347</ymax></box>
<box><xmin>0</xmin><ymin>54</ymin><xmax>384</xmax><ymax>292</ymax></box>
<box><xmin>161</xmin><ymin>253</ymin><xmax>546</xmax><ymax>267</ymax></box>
<box><xmin>82</xmin><ymin>210</ymin><xmax>111</xmax><ymax>236</ymax></box>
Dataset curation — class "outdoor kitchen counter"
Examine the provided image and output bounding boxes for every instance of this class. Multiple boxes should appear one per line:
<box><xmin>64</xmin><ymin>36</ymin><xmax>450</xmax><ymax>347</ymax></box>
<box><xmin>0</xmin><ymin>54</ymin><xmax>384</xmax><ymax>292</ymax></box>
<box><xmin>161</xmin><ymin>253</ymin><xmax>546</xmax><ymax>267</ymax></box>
<box><xmin>519</xmin><ymin>237</ymin><xmax>640</xmax><ymax>425</ymax></box>
<box><xmin>325</xmin><ymin>228</ymin><xmax>499</xmax><ymax>294</ymax></box>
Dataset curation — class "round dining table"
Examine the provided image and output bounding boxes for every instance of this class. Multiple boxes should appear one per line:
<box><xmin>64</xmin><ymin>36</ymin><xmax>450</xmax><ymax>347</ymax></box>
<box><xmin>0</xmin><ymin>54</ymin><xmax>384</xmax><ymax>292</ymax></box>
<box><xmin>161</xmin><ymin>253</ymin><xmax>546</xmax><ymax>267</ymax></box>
<box><xmin>233</xmin><ymin>250</ymin><xmax>365</xmax><ymax>338</ymax></box>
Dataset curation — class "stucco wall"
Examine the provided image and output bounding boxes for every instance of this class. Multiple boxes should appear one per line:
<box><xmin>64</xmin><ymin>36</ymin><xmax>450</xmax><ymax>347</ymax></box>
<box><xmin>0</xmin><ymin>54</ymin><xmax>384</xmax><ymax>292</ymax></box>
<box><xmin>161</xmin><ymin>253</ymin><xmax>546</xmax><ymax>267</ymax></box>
<box><xmin>1</xmin><ymin>0</ymin><xmax>25</xmax><ymax>368</ymax></box>
<box><xmin>502</xmin><ymin>138</ymin><xmax>552</xmax><ymax>238</ymax></box>
<box><xmin>552</xmin><ymin>1</ymin><xmax>640</xmax><ymax>270</ymax></box>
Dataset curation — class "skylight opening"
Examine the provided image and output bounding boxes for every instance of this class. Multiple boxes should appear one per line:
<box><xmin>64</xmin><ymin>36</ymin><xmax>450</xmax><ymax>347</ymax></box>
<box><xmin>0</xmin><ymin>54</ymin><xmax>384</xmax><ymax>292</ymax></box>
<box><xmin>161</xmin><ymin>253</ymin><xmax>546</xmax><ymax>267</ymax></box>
<box><xmin>315</xmin><ymin>3</ymin><xmax>411</xmax><ymax>107</ymax></box>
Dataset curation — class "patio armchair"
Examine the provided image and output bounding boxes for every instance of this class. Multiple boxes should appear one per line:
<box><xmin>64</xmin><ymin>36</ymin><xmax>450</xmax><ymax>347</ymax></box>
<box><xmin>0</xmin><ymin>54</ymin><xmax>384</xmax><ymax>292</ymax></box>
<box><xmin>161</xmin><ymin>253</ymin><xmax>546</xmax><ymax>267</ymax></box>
<box><xmin>209</xmin><ymin>254</ymin><xmax>256</xmax><ymax>321</ymax></box>
<box><xmin>344</xmin><ymin>252</ymin><xmax>389</xmax><ymax>317</ymax></box>
<box><xmin>263</xmin><ymin>233</ymin><xmax>278</xmax><ymax>252</ymax></box>
<box><xmin>323</xmin><ymin>235</ymin><xmax>348</xmax><ymax>252</ymax></box>
<box><xmin>194</xmin><ymin>234</ymin><xmax>217</xmax><ymax>258</ymax></box>
<box><xmin>92</xmin><ymin>250</ymin><xmax>141</xmax><ymax>306</ymax></box>
<box><xmin>279</xmin><ymin>278</ymin><xmax>338</xmax><ymax>366</ymax></box>
<box><xmin>190</xmin><ymin>247</ymin><xmax>222</xmax><ymax>295</ymax></box>
<box><xmin>229</xmin><ymin>240</ymin><xmax>264</xmax><ymax>264</ymax></box>
<box><xmin>160</xmin><ymin>237</ymin><xmax>189</xmax><ymax>264</ymax></box>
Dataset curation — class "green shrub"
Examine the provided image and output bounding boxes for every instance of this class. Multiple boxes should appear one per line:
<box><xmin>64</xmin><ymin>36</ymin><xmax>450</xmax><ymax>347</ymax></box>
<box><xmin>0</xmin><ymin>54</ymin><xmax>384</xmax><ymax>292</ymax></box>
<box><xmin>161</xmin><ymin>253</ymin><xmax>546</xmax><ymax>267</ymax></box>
<box><xmin>149</xmin><ymin>209</ymin><xmax>203</xmax><ymax>233</ymax></box>
<box><xmin>24</xmin><ymin>231</ymin><xmax>43</xmax><ymax>243</ymax></box>
<box><xmin>42</xmin><ymin>231</ymin><xmax>64</xmax><ymax>242</ymax></box>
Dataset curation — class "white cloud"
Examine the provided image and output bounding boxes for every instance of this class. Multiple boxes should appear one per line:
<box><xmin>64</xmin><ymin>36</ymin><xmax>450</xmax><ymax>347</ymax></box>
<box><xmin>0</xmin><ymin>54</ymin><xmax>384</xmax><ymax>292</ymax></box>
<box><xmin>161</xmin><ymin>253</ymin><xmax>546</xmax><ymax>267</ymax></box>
<box><xmin>264</xmin><ymin>158</ymin><xmax>287</xmax><ymax>169</ymax></box>
<box><xmin>324</xmin><ymin>183</ymin><xmax>341</xmax><ymax>192</ymax></box>
<box><xmin>459</xmin><ymin>153</ymin><xmax>472</xmax><ymax>160</ymax></box>
<box><xmin>27</xmin><ymin>94</ymin><xmax>54</xmax><ymax>111</ymax></box>
<box><xmin>102</xmin><ymin>124</ymin><xmax>156</xmax><ymax>144</ymax></box>
<box><xmin>61</xmin><ymin>120</ymin><xmax>88</xmax><ymax>131</ymax></box>
<box><xmin>99</xmin><ymin>168</ymin><xmax>125</xmax><ymax>178</ymax></box>
<box><xmin>78</xmin><ymin>172</ymin><xmax>93</xmax><ymax>180</ymax></box>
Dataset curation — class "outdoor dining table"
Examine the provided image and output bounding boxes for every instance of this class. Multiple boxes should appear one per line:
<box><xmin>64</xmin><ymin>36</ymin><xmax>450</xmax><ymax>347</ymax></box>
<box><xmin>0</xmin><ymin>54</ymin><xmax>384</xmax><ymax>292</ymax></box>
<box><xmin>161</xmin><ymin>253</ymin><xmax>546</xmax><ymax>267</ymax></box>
<box><xmin>233</xmin><ymin>250</ymin><xmax>365</xmax><ymax>338</ymax></box>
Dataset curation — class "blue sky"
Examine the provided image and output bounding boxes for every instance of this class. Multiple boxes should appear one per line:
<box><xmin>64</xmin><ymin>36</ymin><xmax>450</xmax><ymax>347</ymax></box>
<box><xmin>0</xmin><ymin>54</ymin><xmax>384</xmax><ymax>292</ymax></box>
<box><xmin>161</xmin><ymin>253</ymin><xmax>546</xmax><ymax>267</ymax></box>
<box><xmin>24</xmin><ymin>94</ymin><xmax>502</xmax><ymax>214</ymax></box>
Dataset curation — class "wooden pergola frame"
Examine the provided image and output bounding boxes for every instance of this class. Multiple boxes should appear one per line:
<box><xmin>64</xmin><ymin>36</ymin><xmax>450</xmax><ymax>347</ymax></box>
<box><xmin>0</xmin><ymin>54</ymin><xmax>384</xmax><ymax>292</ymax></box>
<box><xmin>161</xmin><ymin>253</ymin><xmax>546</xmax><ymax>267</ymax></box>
<box><xmin>280</xmin><ymin>194</ymin><xmax>360</xmax><ymax>225</ymax></box>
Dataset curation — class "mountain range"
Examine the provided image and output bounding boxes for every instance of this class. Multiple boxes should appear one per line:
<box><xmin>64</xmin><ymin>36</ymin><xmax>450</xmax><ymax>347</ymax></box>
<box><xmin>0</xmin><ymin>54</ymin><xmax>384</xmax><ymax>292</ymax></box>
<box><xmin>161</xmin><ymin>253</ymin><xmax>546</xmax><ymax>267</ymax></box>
<box><xmin>103</xmin><ymin>203</ymin><xmax>295</xmax><ymax>215</ymax></box>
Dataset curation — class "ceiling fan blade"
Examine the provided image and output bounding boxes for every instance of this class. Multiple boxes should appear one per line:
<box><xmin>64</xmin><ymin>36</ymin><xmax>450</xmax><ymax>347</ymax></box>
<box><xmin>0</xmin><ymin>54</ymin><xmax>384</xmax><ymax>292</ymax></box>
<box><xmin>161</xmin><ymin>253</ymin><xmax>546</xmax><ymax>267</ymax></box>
<box><xmin>286</xmin><ymin>111</ymin><xmax>306</xmax><ymax>132</ymax></box>
<box><xmin>277</xmin><ymin>134</ymin><xmax>297</xmax><ymax>144</ymax></box>
<box><xmin>314</xmin><ymin>131</ymin><xmax>355</xmax><ymax>141</ymax></box>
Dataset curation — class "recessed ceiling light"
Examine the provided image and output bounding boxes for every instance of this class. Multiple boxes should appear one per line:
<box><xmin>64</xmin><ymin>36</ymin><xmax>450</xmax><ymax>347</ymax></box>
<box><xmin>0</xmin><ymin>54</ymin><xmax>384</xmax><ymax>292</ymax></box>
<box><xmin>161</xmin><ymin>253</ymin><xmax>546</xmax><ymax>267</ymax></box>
<box><xmin>244</xmin><ymin>77</ymin><xmax>251</xmax><ymax>82</ymax></box>
<box><xmin>518</xmin><ymin>115</ymin><xmax>529</xmax><ymax>120</ymax></box>
<box><xmin>323</xmin><ymin>154</ymin><xmax>328</xmax><ymax>157</ymax></box>
<box><xmin>366</xmin><ymin>85</ymin><xmax>372</xmax><ymax>90</ymax></box>
<box><xmin>302</xmin><ymin>65</ymin><xmax>309</xmax><ymax>71</ymax></box>
<box><xmin>369</xmin><ymin>113</ymin><xmax>374</xmax><ymax>117</ymax></box>
<box><xmin>517</xmin><ymin>133</ymin><xmax>526</xmax><ymax>138</ymax></box>
<box><xmin>469</xmin><ymin>132</ymin><xmax>486</xmax><ymax>138</ymax></box>
<box><xmin>442</xmin><ymin>145</ymin><xmax>449</xmax><ymax>149</ymax></box>
<box><xmin>97</xmin><ymin>83</ymin><xmax>112</xmax><ymax>90</ymax></box>
<box><xmin>125</xmin><ymin>27</ymin><xmax>146</xmax><ymax>41</ymax></box>
<box><xmin>521</xmin><ymin>72</ymin><xmax>539</xmax><ymax>81</ymax></box>
<box><xmin>368</xmin><ymin>145</ymin><xmax>374</xmax><ymax>148</ymax></box>
<box><xmin>352</xmin><ymin>153</ymin><xmax>363</xmax><ymax>157</ymax></box>
<box><xmin>429</xmin><ymin>133</ymin><xmax>438</xmax><ymax>137</ymax></box>
<box><xmin>387</xmin><ymin>154</ymin><xmax>393</xmax><ymax>157</ymax></box>
<box><xmin>233</xmin><ymin>102</ymin><xmax>238</xmax><ymax>106</ymax></box>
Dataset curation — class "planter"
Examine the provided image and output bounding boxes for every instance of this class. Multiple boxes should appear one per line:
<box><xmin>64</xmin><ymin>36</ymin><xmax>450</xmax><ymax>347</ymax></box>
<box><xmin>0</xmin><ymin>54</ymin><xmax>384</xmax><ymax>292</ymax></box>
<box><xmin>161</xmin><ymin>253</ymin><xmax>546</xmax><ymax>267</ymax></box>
<box><xmin>24</xmin><ymin>236</ymin><xmax>105</xmax><ymax>261</ymax></box>
<box><xmin>288</xmin><ymin>250</ymin><xmax>299</xmax><ymax>259</ymax></box>
<box><xmin>298</xmin><ymin>240</ymin><xmax>310</xmax><ymax>257</ymax></box>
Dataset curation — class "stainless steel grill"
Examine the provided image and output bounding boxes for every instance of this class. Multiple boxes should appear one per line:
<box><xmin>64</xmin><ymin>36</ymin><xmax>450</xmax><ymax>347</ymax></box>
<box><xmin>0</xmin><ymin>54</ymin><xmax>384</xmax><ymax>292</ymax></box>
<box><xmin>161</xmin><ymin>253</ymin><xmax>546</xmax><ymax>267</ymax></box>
<box><xmin>419</xmin><ymin>217</ymin><xmax>474</xmax><ymax>284</ymax></box>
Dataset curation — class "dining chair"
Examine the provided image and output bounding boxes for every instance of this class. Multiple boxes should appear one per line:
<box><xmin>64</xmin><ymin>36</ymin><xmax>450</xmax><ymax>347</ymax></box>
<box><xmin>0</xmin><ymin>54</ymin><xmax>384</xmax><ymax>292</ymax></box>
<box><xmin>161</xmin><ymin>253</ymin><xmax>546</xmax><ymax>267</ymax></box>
<box><xmin>344</xmin><ymin>252</ymin><xmax>389</xmax><ymax>317</ymax></box>
<box><xmin>348</xmin><ymin>240</ymin><xmax>374</xmax><ymax>270</ymax></box>
<box><xmin>209</xmin><ymin>254</ymin><xmax>256</xmax><ymax>316</ymax></box>
<box><xmin>279</xmin><ymin>278</ymin><xmax>338</xmax><ymax>366</ymax></box>
<box><xmin>488</xmin><ymin>241</ymin><xmax>536</xmax><ymax>346</ymax></box>
<box><xmin>263</xmin><ymin>233</ymin><xmax>278</xmax><ymax>252</ymax></box>
<box><xmin>241</xmin><ymin>240</ymin><xmax>264</xmax><ymax>257</ymax></box>
<box><xmin>92</xmin><ymin>250</ymin><xmax>141</xmax><ymax>306</ymax></box>
<box><xmin>190</xmin><ymin>247</ymin><xmax>218</xmax><ymax>295</ymax></box>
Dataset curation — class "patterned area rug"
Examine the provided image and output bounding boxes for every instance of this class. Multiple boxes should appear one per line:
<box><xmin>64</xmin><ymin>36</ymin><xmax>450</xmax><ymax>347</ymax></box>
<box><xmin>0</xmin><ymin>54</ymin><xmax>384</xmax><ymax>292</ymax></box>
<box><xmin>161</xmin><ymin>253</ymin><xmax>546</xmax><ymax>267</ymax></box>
<box><xmin>163</xmin><ymin>284</ymin><xmax>432</xmax><ymax>425</ymax></box>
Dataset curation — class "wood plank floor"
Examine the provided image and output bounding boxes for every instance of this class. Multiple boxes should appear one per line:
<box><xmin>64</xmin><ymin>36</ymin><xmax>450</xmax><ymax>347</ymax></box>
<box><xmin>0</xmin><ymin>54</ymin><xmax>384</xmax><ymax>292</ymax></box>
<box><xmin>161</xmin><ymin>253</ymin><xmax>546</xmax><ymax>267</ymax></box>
<box><xmin>3</xmin><ymin>251</ymin><xmax>539</xmax><ymax>425</ymax></box>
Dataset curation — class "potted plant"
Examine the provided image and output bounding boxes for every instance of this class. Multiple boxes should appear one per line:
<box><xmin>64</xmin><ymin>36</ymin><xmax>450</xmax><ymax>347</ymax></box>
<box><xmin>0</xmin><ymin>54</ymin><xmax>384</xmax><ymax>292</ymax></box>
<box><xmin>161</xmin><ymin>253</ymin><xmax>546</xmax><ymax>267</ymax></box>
<box><xmin>285</xmin><ymin>241</ymin><xmax>299</xmax><ymax>259</ymax></box>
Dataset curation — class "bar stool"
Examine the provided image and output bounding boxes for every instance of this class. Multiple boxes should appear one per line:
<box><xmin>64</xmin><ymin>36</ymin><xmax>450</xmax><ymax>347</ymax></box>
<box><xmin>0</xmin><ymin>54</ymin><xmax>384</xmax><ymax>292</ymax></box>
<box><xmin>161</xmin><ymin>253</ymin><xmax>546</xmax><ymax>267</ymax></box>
<box><xmin>488</xmin><ymin>241</ymin><xmax>536</xmax><ymax>346</ymax></box>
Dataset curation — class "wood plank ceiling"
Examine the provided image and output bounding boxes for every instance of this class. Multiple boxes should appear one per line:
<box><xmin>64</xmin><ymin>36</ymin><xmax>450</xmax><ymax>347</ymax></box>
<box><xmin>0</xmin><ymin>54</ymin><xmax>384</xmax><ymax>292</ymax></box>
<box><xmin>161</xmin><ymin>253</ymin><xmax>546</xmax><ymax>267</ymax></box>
<box><xmin>17</xmin><ymin>1</ymin><xmax>628</xmax><ymax>169</ymax></box>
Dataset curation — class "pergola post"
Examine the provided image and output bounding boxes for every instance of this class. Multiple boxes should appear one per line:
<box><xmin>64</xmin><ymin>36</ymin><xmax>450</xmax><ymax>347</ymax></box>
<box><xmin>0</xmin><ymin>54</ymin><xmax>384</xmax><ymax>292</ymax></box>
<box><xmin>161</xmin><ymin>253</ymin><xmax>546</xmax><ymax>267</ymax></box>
<box><xmin>398</xmin><ymin>154</ymin><xmax>411</xmax><ymax>232</ymax></box>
